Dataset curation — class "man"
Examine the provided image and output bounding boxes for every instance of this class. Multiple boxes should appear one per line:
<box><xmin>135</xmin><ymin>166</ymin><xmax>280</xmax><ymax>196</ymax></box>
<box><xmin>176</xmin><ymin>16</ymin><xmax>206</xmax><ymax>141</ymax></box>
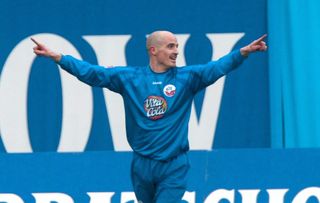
<box><xmin>32</xmin><ymin>30</ymin><xmax>267</xmax><ymax>203</ymax></box>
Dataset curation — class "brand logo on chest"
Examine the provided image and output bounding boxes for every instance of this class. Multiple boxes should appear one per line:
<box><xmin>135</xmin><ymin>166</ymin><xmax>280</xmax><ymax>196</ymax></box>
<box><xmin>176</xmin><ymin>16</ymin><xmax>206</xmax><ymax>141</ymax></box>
<box><xmin>144</xmin><ymin>96</ymin><xmax>167</xmax><ymax>120</ymax></box>
<box><xmin>152</xmin><ymin>81</ymin><xmax>162</xmax><ymax>85</ymax></box>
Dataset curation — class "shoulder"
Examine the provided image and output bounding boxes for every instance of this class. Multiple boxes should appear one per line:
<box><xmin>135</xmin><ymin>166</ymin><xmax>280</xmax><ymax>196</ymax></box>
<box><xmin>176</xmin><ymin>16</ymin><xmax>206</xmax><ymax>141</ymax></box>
<box><xmin>176</xmin><ymin>63</ymin><xmax>207</xmax><ymax>73</ymax></box>
<box><xmin>111</xmin><ymin>66</ymin><xmax>148</xmax><ymax>79</ymax></box>
<box><xmin>107</xmin><ymin>65</ymin><xmax>145</xmax><ymax>73</ymax></box>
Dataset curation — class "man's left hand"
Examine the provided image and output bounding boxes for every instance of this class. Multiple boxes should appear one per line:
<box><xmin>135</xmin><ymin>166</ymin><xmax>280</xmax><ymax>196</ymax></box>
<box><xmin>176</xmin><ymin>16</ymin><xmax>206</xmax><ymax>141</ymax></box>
<box><xmin>240</xmin><ymin>34</ymin><xmax>267</xmax><ymax>57</ymax></box>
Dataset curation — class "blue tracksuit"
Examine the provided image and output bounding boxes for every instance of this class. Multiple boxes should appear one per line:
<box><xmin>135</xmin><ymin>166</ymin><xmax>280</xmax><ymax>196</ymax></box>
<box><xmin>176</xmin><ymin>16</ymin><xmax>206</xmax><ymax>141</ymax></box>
<box><xmin>58</xmin><ymin>49</ymin><xmax>245</xmax><ymax>202</ymax></box>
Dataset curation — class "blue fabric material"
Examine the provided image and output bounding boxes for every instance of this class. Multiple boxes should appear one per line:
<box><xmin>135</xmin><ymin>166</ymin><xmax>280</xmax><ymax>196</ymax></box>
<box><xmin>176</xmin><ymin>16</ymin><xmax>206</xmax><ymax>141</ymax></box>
<box><xmin>58</xmin><ymin>50</ymin><xmax>245</xmax><ymax>160</ymax></box>
<box><xmin>268</xmin><ymin>0</ymin><xmax>320</xmax><ymax>147</ymax></box>
<box><xmin>131</xmin><ymin>152</ymin><xmax>190</xmax><ymax>203</ymax></box>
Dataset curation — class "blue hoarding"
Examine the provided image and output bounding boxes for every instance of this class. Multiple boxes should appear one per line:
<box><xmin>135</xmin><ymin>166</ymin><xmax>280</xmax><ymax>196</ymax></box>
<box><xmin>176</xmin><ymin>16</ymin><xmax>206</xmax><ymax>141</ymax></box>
<box><xmin>0</xmin><ymin>150</ymin><xmax>319</xmax><ymax>203</ymax></box>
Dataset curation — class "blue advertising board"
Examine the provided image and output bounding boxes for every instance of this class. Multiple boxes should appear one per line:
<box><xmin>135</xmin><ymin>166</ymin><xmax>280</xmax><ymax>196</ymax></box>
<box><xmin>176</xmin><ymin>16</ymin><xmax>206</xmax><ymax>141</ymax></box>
<box><xmin>0</xmin><ymin>149</ymin><xmax>319</xmax><ymax>203</ymax></box>
<box><xmin>0</xmin><ymin>0</ymin><xmax>269</xmax><ymax>153</ymax></box>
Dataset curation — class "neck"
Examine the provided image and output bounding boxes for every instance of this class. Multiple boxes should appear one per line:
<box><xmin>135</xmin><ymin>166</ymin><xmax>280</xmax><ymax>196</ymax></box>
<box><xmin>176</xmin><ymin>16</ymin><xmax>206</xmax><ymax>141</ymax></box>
<box><xmin>149</xmin><ymin>61</ymin><xmax>169</xmax><ymax>73</ymax></box>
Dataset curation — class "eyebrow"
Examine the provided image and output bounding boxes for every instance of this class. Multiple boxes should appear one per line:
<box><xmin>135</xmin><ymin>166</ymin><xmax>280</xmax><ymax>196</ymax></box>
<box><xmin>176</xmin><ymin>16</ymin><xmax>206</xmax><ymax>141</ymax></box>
<box><xmin>167</xmin><ymin>42</ymin><xmax>178</xmax><ymax>46</ymax></box>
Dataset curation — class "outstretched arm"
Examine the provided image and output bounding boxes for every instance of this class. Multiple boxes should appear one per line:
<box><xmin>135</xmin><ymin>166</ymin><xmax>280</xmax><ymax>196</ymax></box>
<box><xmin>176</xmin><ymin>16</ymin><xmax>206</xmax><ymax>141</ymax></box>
<box><xmin>31</xmin><ymin>38</ymin><xmax>124</xmax><ymax>92</ymax></box>
<box><xmin>240</xmin><ymin>34</ymin><xmax>267</xmax><ymax>57</ymax></box>
<box><xmin>188</xmin><ymin>34</ymin><xmax>268</xmax><ymax>92</ymax></box>
<box><xmin>31</xmin><ymin>38</ymin><xmax>62</xmax><ymax>62</ymax></box>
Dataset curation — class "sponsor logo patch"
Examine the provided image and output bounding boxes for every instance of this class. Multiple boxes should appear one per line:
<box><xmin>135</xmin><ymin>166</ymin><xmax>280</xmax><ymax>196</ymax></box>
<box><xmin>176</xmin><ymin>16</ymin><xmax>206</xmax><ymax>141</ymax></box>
<box><xmin>144</xmin><ymin>96</ymin><xmax>167</xmax><ymax>120</ymax></box>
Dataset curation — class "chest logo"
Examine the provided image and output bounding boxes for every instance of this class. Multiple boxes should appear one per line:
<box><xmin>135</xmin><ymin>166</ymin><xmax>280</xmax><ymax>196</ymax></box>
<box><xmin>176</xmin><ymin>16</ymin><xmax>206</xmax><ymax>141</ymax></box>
<box><xmin>144</xmin><ymin>96</ymin><xmax>167</xmax><ymax>120</ymax></box>
<box><xmin>163</xmin><ymin>84</ymin><xmax>176</xmax><ymax>97</ymax></box>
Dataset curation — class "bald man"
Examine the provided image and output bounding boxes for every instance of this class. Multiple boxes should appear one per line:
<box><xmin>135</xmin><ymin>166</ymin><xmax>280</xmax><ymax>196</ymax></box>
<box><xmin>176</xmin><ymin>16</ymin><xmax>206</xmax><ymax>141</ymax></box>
<box><xmin>32</xmin><ymin>31</ymin><xmax>267</xmax><ymax>203</ymax></box>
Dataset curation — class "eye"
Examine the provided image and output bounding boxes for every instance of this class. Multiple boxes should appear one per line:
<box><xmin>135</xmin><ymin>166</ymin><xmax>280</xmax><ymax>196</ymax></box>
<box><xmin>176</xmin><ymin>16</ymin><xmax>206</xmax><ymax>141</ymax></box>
<box><xmin>167</xmin><ymin>44</ymin><xmax>174</xmax><ymax>49</ymax></box>
<box><xmin>167</xmin><ymin>43</ymin><xmax>177</xmax><ymax>49</ymax></box>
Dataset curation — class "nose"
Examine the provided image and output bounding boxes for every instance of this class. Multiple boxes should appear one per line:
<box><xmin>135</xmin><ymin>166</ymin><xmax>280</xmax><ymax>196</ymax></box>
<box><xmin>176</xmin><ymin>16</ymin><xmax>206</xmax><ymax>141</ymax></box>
<box><xmin>174</xmin><ymin>46</ymin><xmax>179</xmax><ymax>55</ymax></box>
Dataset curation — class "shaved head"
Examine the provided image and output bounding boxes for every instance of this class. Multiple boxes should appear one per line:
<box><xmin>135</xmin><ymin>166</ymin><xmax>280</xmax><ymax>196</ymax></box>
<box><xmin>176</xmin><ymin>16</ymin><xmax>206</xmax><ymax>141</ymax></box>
<box><xmin>146</xmin><ymin>30</ymin><xmax>176</xmax><ymax>52</ymax></box>
<box><xmin>147</xmin><ymin>30</ymin><xmax>179</xmax><ymax>72</ymax></box>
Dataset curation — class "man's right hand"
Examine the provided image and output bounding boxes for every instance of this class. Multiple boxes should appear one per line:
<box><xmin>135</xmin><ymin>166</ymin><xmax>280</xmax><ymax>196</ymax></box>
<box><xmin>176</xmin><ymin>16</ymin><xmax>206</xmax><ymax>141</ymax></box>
<box><xmin>31</xmin><ymin>38</ymin><xmax>62</xmax><ymax>62</ymax></box>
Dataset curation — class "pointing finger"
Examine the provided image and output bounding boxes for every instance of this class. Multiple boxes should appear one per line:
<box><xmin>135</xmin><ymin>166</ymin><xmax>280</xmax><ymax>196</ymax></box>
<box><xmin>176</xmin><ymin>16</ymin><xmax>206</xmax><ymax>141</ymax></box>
<box><xmin>30</xmin><ymin>38</ymin><xmax>41</xmax><ymax>46</ymax></box>
<box><xmin>256</xmin><ymin>34</ymin><xmax>267</xmax><ymax>43</ymax></box>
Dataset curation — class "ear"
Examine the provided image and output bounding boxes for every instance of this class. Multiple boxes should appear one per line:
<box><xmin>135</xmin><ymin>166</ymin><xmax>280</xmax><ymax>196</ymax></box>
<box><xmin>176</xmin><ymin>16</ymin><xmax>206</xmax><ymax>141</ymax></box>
<box><xmin>150</xmin><ymin>46</ymin><xmax>157</xmax><ymax>55</ymax></box>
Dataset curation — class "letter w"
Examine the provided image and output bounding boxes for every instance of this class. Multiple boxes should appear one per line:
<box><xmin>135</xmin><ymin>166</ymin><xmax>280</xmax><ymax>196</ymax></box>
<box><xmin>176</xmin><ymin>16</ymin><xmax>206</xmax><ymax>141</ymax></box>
<box><xmin>188</xmin><ymin>33</ymin><xmax>244</xmax><ymax>150</ymax></box>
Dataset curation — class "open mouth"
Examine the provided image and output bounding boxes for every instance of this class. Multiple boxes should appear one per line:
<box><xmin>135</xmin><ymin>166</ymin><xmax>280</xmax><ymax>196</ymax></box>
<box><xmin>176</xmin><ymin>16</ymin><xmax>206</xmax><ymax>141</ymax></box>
<box><xmin>169</xmin><ymin>55</ymin><xmax>177</xmax><ymax>62</ymax></box>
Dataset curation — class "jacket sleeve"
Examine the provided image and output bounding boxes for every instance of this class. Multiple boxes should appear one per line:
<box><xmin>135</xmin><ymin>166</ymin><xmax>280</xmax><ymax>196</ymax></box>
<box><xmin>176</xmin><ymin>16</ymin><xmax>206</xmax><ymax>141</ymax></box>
<box><xmin>189</xmin><ymin>49</ymin><xmax>246</xmax><ymax>93</ymax></box>
<box><xmin>58</xmin><ymin>55</ymin><xmax>124</xmax><ymax>93</ymax></box>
